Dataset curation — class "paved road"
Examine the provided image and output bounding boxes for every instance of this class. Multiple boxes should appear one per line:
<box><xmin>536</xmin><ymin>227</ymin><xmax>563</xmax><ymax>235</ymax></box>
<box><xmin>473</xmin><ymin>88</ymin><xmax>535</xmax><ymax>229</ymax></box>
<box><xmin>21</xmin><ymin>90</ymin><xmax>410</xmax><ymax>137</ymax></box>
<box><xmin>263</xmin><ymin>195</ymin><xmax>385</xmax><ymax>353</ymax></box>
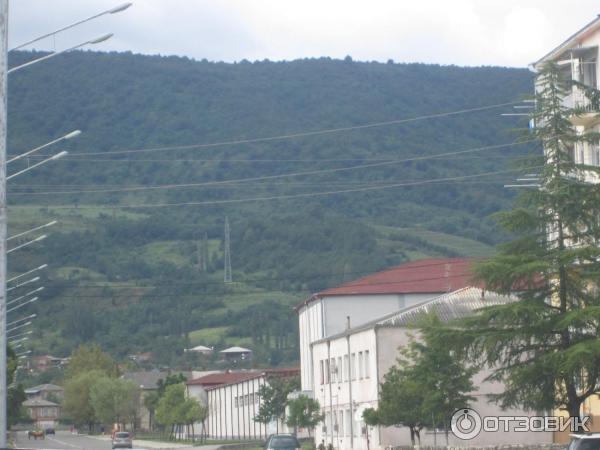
<box><xmin>14</xmin><ymin>430</ymin><xmax>112</xmax><ymax>450</ymax></box>
<box><xmin>13</xmin><ymin>430</ymin><xmax>219</xmax><ymax>450</ymax></box>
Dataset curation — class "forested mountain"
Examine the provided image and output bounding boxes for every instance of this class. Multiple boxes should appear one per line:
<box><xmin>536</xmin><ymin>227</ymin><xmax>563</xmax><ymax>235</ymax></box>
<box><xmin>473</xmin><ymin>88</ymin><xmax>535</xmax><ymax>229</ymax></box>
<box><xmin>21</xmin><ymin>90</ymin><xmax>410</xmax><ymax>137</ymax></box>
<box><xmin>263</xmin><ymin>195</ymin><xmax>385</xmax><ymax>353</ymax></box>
<box><xmin>5</xmin><ymin>51</ymin><xmax>535</xmax><ymax>368</ymax></box>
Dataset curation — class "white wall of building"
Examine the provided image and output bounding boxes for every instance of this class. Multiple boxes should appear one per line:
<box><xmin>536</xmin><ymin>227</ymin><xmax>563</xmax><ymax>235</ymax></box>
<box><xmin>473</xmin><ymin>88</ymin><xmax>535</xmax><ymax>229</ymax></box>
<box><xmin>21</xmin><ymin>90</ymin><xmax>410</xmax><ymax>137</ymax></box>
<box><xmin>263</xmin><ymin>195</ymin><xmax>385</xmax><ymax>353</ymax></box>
<box><xmin>299</xmin><ymin>292</ymin><xmax>436</xmax><ymax>391</ymax></box>
<box><xmin>311</xmin><ymin>325</ymin><xmax>552</xmax><ymax>450</ymax></box>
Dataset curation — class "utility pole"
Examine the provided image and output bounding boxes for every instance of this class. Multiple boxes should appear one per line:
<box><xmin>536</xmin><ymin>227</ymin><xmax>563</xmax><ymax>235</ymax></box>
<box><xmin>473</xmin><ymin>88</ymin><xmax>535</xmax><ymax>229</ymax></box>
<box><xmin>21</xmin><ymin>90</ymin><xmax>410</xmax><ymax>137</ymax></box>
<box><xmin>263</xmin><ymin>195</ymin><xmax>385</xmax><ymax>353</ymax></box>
<box><xmin>0</xmin><ymin>2</ymin><xmax>8</xmax><ymax>446</ymax></box>
<box><xmin>224</xmin><ymin>218</ymin><xmax>232</xmax><ymax>283</ymax></box>
<box><xmin>202</xmin><ymin>232</ymin><xmax>208</xmax><ymax>272</ymax></box>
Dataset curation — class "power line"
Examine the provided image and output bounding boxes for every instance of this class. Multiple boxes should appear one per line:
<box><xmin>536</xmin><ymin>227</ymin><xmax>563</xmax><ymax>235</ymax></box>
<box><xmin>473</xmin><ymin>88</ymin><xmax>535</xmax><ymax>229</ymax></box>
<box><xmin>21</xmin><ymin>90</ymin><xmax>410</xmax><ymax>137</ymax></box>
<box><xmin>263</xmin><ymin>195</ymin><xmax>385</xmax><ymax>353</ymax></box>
<box><xmin>5</xmin><ymin>140</ymin><xmax>537</xmax><ymax>197</ymax></box>
<box><xmin>36</xmin><ymin>260</ymin><xmax>481</xmax><ymax>290</ymax></box>
<box><xmin>43</xmin><ymin>165</ymin><xmax>545</xmax><ymax>210</ymax></box>
<box><xmin>9</xmin><ymin>100</ymin><xmax>523</xmax><ymax>158</ymax></box>
<box><xmin>35</xmin><ymin>271</ymin><xmax>477</xmax><ymax>300</ymax></box>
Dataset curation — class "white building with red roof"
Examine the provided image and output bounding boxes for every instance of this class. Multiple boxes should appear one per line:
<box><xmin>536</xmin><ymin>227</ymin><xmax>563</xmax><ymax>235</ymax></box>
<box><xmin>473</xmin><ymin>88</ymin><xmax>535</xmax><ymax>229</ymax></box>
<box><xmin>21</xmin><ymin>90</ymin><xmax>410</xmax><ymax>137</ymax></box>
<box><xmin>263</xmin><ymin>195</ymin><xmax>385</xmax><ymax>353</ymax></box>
<box><xmin>309</xmin><ymin>287</ymin><xmax>552</xmax><ymax>449</ymax></box>
<box><xmin>297</xmin><ymin>257</ymin><xmax>476</xmax><ymax>391</ymax></box>
<box><xmin>186</xmin><ymin>368</ymin><xmax>299</xmax><ymax>440</ymax></box>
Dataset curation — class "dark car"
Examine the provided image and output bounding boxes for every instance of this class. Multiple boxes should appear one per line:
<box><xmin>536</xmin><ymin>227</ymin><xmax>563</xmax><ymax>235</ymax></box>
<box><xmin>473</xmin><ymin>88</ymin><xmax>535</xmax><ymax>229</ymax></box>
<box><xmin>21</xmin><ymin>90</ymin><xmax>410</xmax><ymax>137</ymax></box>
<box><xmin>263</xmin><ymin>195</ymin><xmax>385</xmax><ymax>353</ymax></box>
<box><xmin>112</xmin><ymin>431</ymin><xmax>133</xmax><ymax>449</ymax></box>
<box><xmin>44</xmin><ymin>428</ymin><xmax>55</xmax><ymax>435</ymax></box>
<box><xmin>568</xmin><ymin>433</ymin><xmax>600</xmax><ymax>450</ymax></box>
<box><xmin>264</xmin><ymin>434</ymin><xmax>300</xmax><ymax>450</ymax></box>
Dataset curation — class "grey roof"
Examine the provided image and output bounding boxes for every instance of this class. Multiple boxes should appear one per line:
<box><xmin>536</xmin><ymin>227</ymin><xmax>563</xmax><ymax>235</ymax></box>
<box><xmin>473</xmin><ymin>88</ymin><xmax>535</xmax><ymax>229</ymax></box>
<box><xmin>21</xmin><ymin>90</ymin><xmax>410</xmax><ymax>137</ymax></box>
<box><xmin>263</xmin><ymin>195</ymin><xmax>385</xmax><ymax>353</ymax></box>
<box><xmin>375</xmin><ymin>286</ymin><xmax>516</xmax><ymax>327</ymax></box>
<box><xmin>122</xmin><ymin>370</ymin><xmax>192</xmax><ymax>389</ymax></box>
<box><xmin>121</xmin><ymin>371</ymin><xmax>165</xmax><ymax>390</ymax></box>
<box><xmin>23</xmin><ymin>398</ymin><xmax>59</xmax><ymax>407</ymax></box>
<box><xmin>220</xmin><ymin>346</ymin><xmax>252</xmax><ymax>353</ymax></box>
<box><xmin>24</xmin><ymin>383</ymin><xmax>64</xmax><ymax>394</ymax></box>
<box><xmin>312</xmin><ymin>286</ymin><xmax>515</xmax><ymax>345</ymax></box>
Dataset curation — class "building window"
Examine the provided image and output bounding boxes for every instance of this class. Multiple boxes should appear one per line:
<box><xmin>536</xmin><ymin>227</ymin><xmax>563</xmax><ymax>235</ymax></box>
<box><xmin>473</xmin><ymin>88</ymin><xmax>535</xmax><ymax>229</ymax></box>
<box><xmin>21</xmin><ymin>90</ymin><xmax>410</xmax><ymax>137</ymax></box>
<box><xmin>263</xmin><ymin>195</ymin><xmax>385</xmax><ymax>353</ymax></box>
<box><xmin>351</xmin><ymin>353</ymin><xmax>356</xmax><ymax>380</ymax></box>
<box><xmin>339</xmin><ymin>410</ymin><xmax>344</xmax><ymax>436</ymax></box>
<box><xmin>325</xmin><ymin>359</ymin><xmax>330</xmax><ymax>384</ymax></box>
<box><xmin>337</xmin><ymin>356</ymin><xmax>343</xmax><ymax>382</ymax></box>
<box><xmin>358</xmin><ymin>351</ymin><xmax>364</xmax><ymax>379</ymax></box>
<box><xmin>330</xmin><ymin>358</ymin><xmax>336</xmax><ymax>383</ymax></box>
<box><xmin>320</xmin><ymin>360</ymin><xmax>325</xmax><ymax>385</ymax></box>
<box><xmin>235</xmin><ymin>396</ymin><xmax>238</xmax><ymax>407</ymax></box>
<box><xmin>345</xmin><ymin>410</ymin><xmax>352</xmax><ymax>436</ymax></box>
<box><xmin>344</xmin><ymin>355</ymin><xmax>349</xmax><ymax>381</ymax></box>
<box><xmin>364</xmin><ymin>350</ymin><xmax>370</xmax><ymax>378</ymax></box>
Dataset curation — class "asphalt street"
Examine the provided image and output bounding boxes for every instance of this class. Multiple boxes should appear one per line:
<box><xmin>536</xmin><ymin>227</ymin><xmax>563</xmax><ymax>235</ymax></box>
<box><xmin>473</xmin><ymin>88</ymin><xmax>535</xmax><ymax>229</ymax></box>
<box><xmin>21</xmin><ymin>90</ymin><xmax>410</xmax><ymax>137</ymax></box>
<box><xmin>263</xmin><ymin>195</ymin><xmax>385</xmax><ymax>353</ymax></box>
<box><xmin>14</xmin><ymin>430</ymin><xmax>113</xmax><ymax>450</ymax></box>
<box><xmin>13</xmin><ymin>430</ymin><xmax>216</xmax><ymax>450</ymax></box>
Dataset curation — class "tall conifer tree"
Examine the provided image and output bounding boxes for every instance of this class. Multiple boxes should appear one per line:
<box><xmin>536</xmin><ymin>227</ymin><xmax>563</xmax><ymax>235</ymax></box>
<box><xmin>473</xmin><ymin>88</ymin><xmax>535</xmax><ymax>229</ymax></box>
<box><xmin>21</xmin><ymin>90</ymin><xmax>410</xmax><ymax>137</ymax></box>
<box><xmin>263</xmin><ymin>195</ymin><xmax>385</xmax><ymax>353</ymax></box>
<box><xmin>445</xmin><ymin>62</ymin><xmax>600</xmax><ymax>419</ymax></box>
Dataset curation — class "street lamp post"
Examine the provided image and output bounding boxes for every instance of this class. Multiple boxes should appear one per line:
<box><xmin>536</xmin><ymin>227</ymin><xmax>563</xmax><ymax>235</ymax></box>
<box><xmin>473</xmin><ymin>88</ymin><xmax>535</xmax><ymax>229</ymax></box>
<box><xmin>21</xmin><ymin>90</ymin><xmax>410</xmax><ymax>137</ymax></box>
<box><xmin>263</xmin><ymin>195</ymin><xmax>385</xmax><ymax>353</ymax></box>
<box><xmin>8</xmin><ymin>34</ymin><xmax>112</xmax><ymax>74</ymax></box>
<box><xmin>0</xmin><ymin>2</ymin><xmax>8</xmax><ymax>447</ymax></box>
<box><xmin>10</xmin><ymin>2</ymin><xmax>131</xmax><ymax>51</ymax></box>
<box><xmin>8</xmin><ymin>131</ymin><xmax>79</xmax><ymax>163</ymax></box>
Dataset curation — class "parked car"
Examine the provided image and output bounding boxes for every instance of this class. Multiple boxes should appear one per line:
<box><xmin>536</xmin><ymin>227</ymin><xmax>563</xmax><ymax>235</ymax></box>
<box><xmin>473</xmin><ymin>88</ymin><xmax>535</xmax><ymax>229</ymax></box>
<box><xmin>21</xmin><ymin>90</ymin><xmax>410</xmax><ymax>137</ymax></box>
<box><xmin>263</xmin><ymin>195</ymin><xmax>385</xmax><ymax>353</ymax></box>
<box><xmin>112</xmin><ymin>431</ymin><xmax>133</xmax><ymax>449</ymax></box>
<box><xmin>568</xmin><ymin>433</ymin><xmax>600</xmax><ymax>450</ymax></box>
<box><xmin>264</xmin><ymin>434</ymin><xmax>300</xmax><ymax>450</ymax></box>
<box><xmin>44</xmin><ymin>428</ymin><xmax>55</xmax><ymax>435</ymax></box>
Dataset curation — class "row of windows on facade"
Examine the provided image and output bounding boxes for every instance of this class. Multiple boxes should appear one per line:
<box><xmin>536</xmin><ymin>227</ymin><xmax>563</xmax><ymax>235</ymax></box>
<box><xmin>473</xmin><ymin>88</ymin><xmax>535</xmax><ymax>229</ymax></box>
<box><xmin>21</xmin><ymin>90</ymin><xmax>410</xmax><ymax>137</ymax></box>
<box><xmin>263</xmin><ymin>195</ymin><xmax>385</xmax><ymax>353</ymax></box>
<box><xmin>319</xmin><ymin>350</ymin><xmax>370</xmax><ymax>385</ymax></box>
<box><xmin>323</xmin><ymin>409</ymin><xmax>367</xmax><ymax>438</ymax></box>
<box><xmin>233</xmin><ymin>393</ymin><xmax>259</xmax><ymax>408</ymax></box>
<box><xmin>30</xmin><ymin>407</ymin><xmax>57</xmax><ymax>418</ymax></box>
<box><xmin>571</xmin><ymin>143</ymin><xmax>600</xmax><ymax>166</ymax></box>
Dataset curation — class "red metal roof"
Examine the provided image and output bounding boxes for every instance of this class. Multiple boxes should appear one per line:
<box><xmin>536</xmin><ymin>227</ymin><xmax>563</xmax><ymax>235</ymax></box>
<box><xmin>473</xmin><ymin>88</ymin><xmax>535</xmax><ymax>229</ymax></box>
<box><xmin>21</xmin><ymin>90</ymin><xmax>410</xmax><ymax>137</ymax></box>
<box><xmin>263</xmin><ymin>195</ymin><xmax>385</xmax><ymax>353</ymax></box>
<box><xmin>187</xmin><ymin>371</ymin><xmax>261</xmax><ymax>387</ymax></box>
<box><xmin>314</xmin><ymin>257</ymin><xmax>477</xmax><ymax>298</ymax></box>
<box><xmin>187</xmin><ymin>367</ymin><xmax>300</xmax><ymax>389</ymax></box>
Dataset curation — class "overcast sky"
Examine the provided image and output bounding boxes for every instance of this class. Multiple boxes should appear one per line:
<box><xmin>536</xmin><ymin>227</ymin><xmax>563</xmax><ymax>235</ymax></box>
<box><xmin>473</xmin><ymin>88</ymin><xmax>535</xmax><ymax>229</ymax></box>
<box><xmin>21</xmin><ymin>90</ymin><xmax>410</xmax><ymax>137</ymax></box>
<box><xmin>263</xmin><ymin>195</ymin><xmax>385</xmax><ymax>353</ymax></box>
<box><xmin>8</xmin><ymin>1</ymin><xmax>600</xmax><ymax>68</ymax></box>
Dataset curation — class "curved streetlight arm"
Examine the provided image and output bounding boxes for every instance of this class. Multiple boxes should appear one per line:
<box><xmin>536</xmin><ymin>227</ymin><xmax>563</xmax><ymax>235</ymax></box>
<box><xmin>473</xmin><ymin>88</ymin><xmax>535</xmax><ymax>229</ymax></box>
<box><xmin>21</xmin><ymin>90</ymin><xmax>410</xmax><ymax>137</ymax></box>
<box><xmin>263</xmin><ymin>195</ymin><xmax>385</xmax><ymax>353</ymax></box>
<box><xmin>6</xmin><ymin>235</ymin><xmax>47</xmax><ymax>254</ymax></box>
<box><xmin>6</xmin><ymin>277</ymin><xmax>39</xmax><ymax>292</ymax></box>
<box><xmin>8</xmin><ymin>221</ymin><xmax>57</xmax><ymax>241</ymax></box>
<box><xmin>7</xmin><ymin>315</ymin><xmax>36</xmax><ymax>328</ymax></box>
<box><xmin>6</xmin><ymin>330</ymin><xmax>32</xmax><ymax>340</ymax></box>
<box><xmin>7</xmin><ymin>322</ymin><xmax>33</xmax><ymax>334</ymax></box>
<box><xmin>8</xmin><ymin>35</ymin><xmax>113</xmax><ymax>74</ymax></box>
<box><xmin>7</xmin><ymin>265</ymin><xmax>47</xmax><ymax>284</ymax></box>
<box><xmin>7</xmin><ymin>287</ymin><xmax>44</xmax><ymax>307</ymax></box>
<box><xmin>8</xmin><ymin>131</ymin><xmax>80</xmax><ymax>163</ymax></box>
<box><xmin>10</xmin><ymin>3</ymin><xmax>131</xmax><ymax>51</ymax></box>
<box><xmin>7</xmin><ymin>297</ymin><xmax>39</xmax><ymax>314</ymax></box>
<box><xmin>7</xmin><ymin>151</ymin><xmax>67</xmax><ymax>180</ymax></box>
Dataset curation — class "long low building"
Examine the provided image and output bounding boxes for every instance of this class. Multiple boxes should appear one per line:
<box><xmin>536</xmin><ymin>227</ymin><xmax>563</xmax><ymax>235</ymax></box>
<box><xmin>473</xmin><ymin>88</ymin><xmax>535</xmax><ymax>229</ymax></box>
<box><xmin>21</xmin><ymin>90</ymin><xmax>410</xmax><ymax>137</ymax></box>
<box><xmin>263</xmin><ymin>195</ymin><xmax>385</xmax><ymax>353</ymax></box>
<box><xmin>310</xmin><ymin>287</ymin><xmax>553</xmax><ymax>449</ymax></box>
<box><xmin>187</xmin><ymin>368</ymin><xmax>299</xmax><ymax>440</ymax></box>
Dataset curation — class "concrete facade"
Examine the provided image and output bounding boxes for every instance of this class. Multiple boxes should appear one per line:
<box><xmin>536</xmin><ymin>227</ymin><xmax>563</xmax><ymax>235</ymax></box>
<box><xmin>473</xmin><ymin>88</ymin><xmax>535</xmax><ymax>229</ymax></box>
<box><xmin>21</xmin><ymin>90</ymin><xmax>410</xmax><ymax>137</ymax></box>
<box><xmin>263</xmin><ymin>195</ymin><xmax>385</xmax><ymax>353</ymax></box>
<box><xmin>309</xmin><ymin>288</ymin><xmax>553</xmax><ymax>449</ymax></box>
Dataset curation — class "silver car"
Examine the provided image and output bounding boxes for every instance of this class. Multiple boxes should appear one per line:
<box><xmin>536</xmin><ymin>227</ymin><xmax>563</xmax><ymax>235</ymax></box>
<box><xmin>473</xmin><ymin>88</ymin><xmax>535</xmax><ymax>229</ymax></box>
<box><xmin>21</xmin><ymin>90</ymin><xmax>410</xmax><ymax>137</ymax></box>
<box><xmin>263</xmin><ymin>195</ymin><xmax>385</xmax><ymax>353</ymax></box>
<box><xmin>112</xmin><ymin>431</ymin><xmax>133</xmax><ymax>449</ymax></box>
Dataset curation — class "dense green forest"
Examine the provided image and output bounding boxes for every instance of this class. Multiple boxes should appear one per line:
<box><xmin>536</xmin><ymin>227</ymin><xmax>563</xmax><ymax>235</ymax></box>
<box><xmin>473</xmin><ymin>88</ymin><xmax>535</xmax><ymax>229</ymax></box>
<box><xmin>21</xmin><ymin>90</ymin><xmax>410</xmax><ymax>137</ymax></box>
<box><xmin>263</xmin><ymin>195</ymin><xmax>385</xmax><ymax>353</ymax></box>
<box><xmin>4</xmin><ymin>51</ymin><xmax>535</xmax><ymax>368</ymax></box>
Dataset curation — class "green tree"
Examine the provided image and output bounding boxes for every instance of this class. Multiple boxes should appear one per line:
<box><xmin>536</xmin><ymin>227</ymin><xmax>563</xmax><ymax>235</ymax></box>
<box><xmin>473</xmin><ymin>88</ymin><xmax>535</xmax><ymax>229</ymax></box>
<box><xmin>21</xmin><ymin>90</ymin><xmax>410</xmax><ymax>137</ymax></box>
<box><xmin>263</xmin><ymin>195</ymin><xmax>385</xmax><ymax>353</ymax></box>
<box><xmin>66</xmin><ymin>344</ymin><xmax>118</xmax><ymax>379</ymax></box>
<box><xmin>63</xmin><ymin>370</ymin><xmax>105</xmax><ymax>431</ymax></box>
<box><xmin>143</xmin><ymin>391</ymin><xmax>160</xmax><ymax>431</ymax></box>
<box><xmin>7</xmin><ymin>346</ymin><xmax>26</xmax><ymax>426</ymax></box>
<box><xmin>155</xmin><ymin>383</ymin><xmax>186</xmax><ymax>440</ymax></box>
<box><xmin>90</xmin><ymin>377</ymin><xmax>139</xmax><ymax>428</ymax></box>
<box><xmin>367</xmin><ymin>365</ymin><xmax>426</xmax><ymax>446</ymax></box>
<box><xmin>255</xmin><ymin>376</ymin><xmax>300</xmax><ymax>432</ymax></box>
<box><xmin>181</xmin><ymin>397</ymin><xmax>208</xmax><ymax>442</ymax></box>
<box><xmin>366</xmin><ymin>314</ymin><xmax>475</xmax><ymax>445</ymax></box>
<box><xmin>286</xmin><ymin>395</ymin><xmax>323</xmax><ymax>437</ymax></box>
<box><xmin>442</xmin><ymin>61</ymin><xmax>600</xmax><ymax>421</ymax></box>
<box><xmin>410</xmin><ymin>314</ymin><xmax>476</xmax><ymax>441</ymax></box>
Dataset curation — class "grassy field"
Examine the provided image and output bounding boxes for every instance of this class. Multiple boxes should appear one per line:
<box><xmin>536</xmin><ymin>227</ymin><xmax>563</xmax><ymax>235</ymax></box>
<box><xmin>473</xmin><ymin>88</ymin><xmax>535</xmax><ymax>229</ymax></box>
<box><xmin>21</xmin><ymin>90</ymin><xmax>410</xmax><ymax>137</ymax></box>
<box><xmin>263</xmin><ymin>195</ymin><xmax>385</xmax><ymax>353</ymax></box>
<box><xmin>374</xmin><ymin>224</ymin><xmax>494</xmax><ymax>258</ymax></box>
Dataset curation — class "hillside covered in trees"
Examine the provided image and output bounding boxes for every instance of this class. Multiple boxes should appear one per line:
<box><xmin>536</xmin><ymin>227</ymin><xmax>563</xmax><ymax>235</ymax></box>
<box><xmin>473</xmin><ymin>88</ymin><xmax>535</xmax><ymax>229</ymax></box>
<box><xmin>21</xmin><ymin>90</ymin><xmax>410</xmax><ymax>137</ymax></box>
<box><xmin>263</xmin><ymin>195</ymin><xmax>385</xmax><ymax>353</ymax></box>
<box><xmin>5</xmin><ymin>51</ymin><xmax>535</xmax><ymax>368</ymax></box>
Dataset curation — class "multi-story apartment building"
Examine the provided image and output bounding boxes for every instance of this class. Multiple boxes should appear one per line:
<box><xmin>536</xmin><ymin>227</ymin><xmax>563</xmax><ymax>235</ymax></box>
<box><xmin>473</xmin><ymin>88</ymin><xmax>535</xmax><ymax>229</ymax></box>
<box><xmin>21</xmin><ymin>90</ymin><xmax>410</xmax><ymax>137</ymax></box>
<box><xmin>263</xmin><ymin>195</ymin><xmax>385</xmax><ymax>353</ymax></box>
<box><xmin>534</xmin><ymin>15</ymin><xmax>600</xmax><ymax>443</ymax></box>
<box><xmin>534</xmin><ymin>15</ymin><xmax>600</xmax><ymax>183</ymax></box>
